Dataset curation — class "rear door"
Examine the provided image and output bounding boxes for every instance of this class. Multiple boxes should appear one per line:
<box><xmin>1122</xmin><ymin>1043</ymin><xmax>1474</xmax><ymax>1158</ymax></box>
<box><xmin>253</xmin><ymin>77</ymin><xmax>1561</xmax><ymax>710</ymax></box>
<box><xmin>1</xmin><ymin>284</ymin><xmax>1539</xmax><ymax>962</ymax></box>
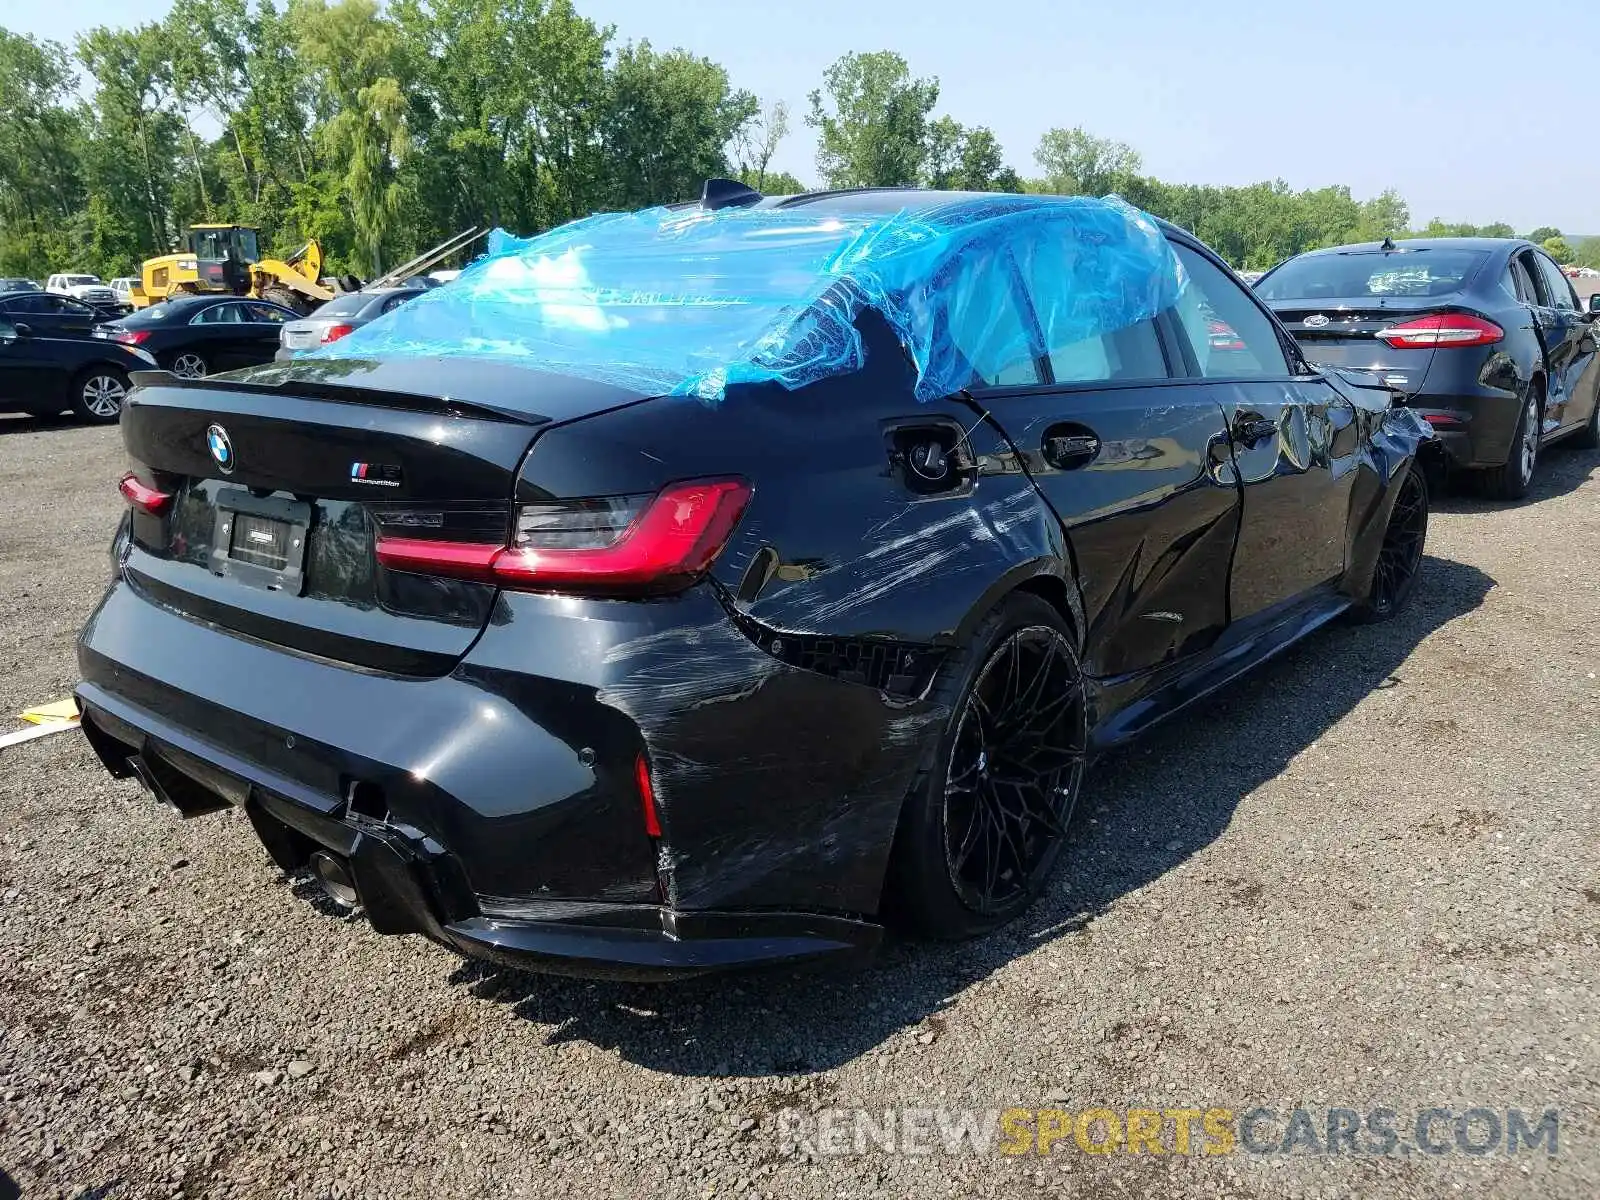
<box><xmin>186</xmin><ymin>301</ymin><xmax>255</xmax><ymax>371</ymax></box>
<box><xmin>241</xmin><ymin>303</ymin><xmax>294</xmax><ymax>367</ymax></box>
<box><xmin>1527</xmin><ymin>250</ymin><xmax>1598</xmax><ymax>432</ymax></box>
<box><xmin>0</xmin><ymin>317</ymin><xmax>55</xmax><ymax>405</ymax></box>
<box><xmin>954</xmin><ymin>241</ymin><xmax>1239</xmax><ymax>680</ymax></box>
<box><xmin>1170</xmin><ymin>239</ymin><xmax>1360</xmax><ymax>624</ymax></box>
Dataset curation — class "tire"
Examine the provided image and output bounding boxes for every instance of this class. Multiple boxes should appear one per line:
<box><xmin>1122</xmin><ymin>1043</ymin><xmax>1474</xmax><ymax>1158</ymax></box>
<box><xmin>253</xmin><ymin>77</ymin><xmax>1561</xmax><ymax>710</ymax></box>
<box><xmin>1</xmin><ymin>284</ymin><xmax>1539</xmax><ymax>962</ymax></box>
<box><xmin>1476</xmin><ymin>385</ymin><xmax>1541</xmax><ymax>500</ymax></box>
<box><xmin>259</xmin><ymin>285</ymin><xmax>310</xmax><ymax>315</ymax></box>
<box><xmin>1350</xmin><ymin>462</ymin><xmax>1429</xmax><ymax>624</ymax></box>
<box><xmin>885</xmin><ymin>592</ymin><xmax>1087</xmax><ymax>939</ymax></box>
<box><xmin>165</xmin><ymin>351</ymin><xmax>208</xmax><ymax>380</ymax></box>
<box><xmin>70</xmin><ymin>365</ymin><xmax>129</xmax><ymax>424</ymax></box>
<box><xmin>1571</xmin><ymin>389</ymin><xmax>1600</xmax><ymax>450</ymax></box>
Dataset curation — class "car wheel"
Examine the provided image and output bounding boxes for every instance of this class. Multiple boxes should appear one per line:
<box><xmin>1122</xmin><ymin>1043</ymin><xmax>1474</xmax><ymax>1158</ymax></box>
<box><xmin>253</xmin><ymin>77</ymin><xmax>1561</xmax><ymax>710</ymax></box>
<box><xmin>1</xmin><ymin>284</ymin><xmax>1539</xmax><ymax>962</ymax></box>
<box><xmin>1350</xmin><ymin>462</ymin><xmax>1429</xmax><ymax>624</ymax></box>
<box><xmin>886</xmin><ymin>592</ymin><xmax>1087</xmax><ymax>939</ymax></box>
<box><xmin>1477</xmin><ymin>385</ymin><xmax>1541</xmax><ymax>500</ymax></box>
<box><xmin>71</xmin><ymin>366</ymin><xmax>129</xmax><ymax>424</ymax></box>
<box><xmin>167</xmin><ymin>352</ymin><xmax>208</xmax><ymax>379</ymax></box>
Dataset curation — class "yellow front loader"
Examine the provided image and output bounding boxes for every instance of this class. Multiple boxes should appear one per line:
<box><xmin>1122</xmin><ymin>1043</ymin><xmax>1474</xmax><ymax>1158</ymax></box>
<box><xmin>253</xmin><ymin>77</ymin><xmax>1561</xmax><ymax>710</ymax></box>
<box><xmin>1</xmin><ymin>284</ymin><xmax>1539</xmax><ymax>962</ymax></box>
<box><xmin>133</xmin><ymin>225</ymin><xmax>355</xmax><ymax>315</ymax></box>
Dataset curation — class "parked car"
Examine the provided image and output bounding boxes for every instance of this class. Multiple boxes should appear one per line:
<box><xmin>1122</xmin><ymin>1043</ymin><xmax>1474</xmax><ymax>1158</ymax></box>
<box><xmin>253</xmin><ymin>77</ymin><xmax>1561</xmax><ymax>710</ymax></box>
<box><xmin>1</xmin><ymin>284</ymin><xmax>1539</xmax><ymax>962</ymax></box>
<box><xmin>1257</xmin><ymin>238</ymin><xmax>1600</xmax><ymax>499</ymax></box>
<box><xmin>95</xmin><ymin>294</ymin><xmax>298</xmax><ymax>378</ymax></box>
<box><xmin>0</xmin><ymin>313</ymin><xmax>156</xmax><ymax>422</ymax></box>
<box><xmin>109</xmin><ymin>277</ymin><xmax>141</xmax><ymax>307</ymax></box>
<box><xmin>0</xmin><ymin>290</ymin><xmax>125</xmax><ymax>338</ymax></box>
<box><xmin>46</xmin><ymin>272</ymin><xmax>120</xmax><ymax>309</ymax></box>
<box><xmin>0</xmin><ymin>277</ymin><xmax>41</xmax><ymax>295</ymax></box>
<box><xmin>76</xmin><ymin>189</ymin><xmax>1432</xmax><ymax>980</ymax></box>
<box><xmin>274</xmin><ymin>281</ymin><xmax>437</xmax><ymax>361</ymax></box>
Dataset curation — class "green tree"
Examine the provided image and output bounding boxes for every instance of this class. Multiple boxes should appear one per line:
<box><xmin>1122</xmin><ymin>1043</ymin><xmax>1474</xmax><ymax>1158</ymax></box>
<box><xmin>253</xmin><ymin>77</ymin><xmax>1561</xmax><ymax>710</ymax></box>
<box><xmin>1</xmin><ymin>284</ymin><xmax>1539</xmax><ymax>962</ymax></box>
<box><xmin>1526</xmin><ymin>226</ymin><xmax>1561</xmax><ymax>244</ymax></box>
<box><xmin>599</xmin><ymin>41</ymin><xmax>755</xmax><ymax>209</ymax></box>
<box><xmin>806</xmin><ymin>51</ymin><xmax>938</xmax><ymax>188</ymax></box>
<box><xmin>0</xmin><ymin>31</ymin><xmax>87</xmax><ymax>273</ymax></box>
<box><xmin>920</xmin><ymin>119</ymin><xmax>1021</xmax><ymax>192</ymax></box>
<box><xmin>1542</xmin><ymin>236</ymin><xmax>1575</xmax><ymax>263</ymax></box>
<box><xmin>291</xmin><ymin>0</ymin><xmax>412</xmax><ymax>274</ymax></box>
<box><xmin>1033</xmin><ymin>127</ymin><xmax>1142</xmax><ymax>197</ymax></box>
<box><xmin>732</xmin><ymin>98</ymin><xmax>789</xmax><ymax>191</ymax></box>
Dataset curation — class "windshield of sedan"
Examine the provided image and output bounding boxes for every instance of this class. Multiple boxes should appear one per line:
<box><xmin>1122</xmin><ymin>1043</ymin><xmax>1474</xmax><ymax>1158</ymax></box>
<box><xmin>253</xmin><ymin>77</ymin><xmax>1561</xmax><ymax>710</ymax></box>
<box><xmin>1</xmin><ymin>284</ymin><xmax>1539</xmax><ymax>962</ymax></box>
<box><xmin>1257</xmin><ymin>249</ymin><xmax>1489</xmax><ymax>301</ymax></box>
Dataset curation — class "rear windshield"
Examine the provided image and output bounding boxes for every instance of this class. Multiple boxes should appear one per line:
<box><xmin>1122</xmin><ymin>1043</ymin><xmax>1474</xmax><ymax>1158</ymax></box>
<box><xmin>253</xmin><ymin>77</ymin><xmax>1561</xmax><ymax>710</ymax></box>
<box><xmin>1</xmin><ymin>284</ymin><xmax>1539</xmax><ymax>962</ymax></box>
<box><xmin>118</xmin><ymin>303</ymin><xmax>185</xmax><ymax>326</ymax></box>
<box><xmin>309</xmin><ymin>292</ymin><xmax>385</xmax><ymax>317</ymax></box>
<box><xmin>1258</xmin><ymin>250</ymin><xmax>1489</xmax><ymax>301</ymax></box>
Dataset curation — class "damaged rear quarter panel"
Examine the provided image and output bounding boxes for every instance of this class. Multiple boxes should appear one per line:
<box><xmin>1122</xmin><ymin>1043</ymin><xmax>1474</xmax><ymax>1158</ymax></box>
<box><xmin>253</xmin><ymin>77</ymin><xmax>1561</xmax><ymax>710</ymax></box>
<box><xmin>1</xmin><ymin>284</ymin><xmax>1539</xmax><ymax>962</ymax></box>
<box><xmin>513</xmin><ymin>338</ymin><xmax>1073</xmax><ymax>915</ymax></box>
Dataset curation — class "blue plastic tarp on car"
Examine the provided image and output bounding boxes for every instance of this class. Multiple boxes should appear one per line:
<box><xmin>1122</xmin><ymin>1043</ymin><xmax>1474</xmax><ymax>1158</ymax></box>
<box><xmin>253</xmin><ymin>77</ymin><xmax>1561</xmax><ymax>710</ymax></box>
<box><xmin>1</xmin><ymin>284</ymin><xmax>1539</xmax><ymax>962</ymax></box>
<box><xmin>310</xmin><ymin>193</ymin><xmax>1186</xmax><ymax>403</ymax></box>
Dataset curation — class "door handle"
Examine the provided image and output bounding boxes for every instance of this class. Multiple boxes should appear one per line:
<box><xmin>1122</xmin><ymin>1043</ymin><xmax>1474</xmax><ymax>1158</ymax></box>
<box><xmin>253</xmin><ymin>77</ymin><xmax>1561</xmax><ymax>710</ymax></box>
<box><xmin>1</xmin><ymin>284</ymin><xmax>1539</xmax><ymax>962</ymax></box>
<box><xmin>1232</xmin><ymin>415</ymin><xmax>1279</xmax><ymax>447</ymax></box>
<box><xmin>1041</xmin><ymin>430</ymin><xmax>1100</xmax><ymax>470</ymax></box>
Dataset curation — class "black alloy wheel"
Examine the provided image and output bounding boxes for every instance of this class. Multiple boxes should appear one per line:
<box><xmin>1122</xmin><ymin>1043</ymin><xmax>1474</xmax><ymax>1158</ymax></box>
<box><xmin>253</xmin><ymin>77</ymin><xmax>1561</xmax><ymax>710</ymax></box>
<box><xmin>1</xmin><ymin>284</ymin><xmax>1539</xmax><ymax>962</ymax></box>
<box><xmin>1353</xmin><ymin>463</ymin><xmax>1428</xmax><ymax>623</ymax></box>
<box><xmin>887</xmin><ymin>592</ymin><xmax>1086</xmax><ymax>938</ymax></box>
<box><xmin>943</xmin><ymin>625</ymin><xmax>1087</xmax><ymax>916</ymax></box>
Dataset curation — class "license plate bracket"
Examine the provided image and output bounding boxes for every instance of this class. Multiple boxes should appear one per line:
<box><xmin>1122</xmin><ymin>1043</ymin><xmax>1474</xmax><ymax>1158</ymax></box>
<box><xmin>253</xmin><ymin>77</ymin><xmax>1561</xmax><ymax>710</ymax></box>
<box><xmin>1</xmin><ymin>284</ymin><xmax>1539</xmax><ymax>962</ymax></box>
<box><xmin>209</xmin><ymin>489</ymin><xmax>311</xmax><ymax>594</ymax></box>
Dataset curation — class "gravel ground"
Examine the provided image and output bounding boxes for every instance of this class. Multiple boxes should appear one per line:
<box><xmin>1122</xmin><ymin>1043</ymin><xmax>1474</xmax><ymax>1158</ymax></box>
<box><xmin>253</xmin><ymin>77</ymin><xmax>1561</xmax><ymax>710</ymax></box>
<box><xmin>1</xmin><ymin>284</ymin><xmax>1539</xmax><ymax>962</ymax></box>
<box><xmin>1</xmin><ymin>412</ymin><xmax>1597</xmax><ymax>1200</ymax></box>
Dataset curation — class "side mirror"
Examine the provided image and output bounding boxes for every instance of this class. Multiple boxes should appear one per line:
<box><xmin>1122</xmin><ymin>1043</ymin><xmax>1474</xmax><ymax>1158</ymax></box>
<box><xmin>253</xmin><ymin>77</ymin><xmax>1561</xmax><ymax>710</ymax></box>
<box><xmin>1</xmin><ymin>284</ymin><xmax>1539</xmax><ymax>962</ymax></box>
<box><xmin>1586</xmin><ymin>293</ymin><xmax>1600</xmax><ymax>317</ymax></box>
<box><xmin>13</xmin><ymin>322</ymin><xmax>34</xmax><ymax>338</ymax></box>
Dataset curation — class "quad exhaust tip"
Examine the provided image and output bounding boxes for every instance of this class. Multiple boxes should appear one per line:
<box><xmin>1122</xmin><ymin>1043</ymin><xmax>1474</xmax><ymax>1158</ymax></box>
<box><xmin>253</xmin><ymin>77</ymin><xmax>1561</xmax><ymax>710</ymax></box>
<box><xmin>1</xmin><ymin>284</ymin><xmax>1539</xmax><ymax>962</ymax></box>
<box><xmin>309</xmin><ymin>850</ymin><xmax>361</xmax><ymax>910</ymax></box>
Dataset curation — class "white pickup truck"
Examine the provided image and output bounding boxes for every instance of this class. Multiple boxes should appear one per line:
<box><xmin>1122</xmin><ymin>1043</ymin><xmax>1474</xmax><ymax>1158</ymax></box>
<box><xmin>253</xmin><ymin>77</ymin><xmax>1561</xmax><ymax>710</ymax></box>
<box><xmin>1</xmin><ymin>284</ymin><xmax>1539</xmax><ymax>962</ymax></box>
<box><xmin>46</xmin><ymin>273</ymin><xmax>120</xmax><ymax>309</ymax></box>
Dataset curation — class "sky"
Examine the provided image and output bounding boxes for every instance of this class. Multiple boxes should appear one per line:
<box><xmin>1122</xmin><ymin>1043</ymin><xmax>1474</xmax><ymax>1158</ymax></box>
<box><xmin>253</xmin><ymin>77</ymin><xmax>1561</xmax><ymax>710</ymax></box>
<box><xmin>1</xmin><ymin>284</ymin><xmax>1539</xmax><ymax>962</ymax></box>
<box><xmin>11</xmin><ymin>0</ymin><xmax>1598</xmax><ymax>234</ymax></box>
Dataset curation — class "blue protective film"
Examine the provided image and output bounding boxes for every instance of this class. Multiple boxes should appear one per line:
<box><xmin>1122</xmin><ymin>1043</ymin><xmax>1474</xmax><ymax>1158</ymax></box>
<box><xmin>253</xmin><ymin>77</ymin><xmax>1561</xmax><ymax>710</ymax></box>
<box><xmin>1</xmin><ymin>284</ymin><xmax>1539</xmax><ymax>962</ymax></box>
<box><xmin>310</xmin><ymin>194</ymin><xmax>1186</xmax><ymax>403</ymax></box>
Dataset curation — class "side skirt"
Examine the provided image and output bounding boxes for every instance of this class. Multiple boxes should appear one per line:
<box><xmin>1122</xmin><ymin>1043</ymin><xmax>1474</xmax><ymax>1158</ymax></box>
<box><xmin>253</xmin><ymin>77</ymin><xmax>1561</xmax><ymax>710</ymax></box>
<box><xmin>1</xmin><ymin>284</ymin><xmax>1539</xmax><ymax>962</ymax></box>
<box><xmin>1085</xmin><ymin>586</ymin><xmax>1351</xmax><ymax>754</ymax></box>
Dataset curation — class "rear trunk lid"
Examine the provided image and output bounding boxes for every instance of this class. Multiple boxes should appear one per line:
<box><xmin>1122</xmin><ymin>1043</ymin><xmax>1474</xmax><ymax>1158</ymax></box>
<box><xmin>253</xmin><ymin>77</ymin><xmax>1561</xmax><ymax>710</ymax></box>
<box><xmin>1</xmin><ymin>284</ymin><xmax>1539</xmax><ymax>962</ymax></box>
<box><xmin>118</xmin><ymin>358</ymin><xmax>650</xmax><ymax>676</ymax></box>
<box><xmin>1268</xmin><ymin>296</ymin><xmax>1451</xmax><ymax>394</ymax></box>
<box><xmin>279</xmin><ymin>318</ymin><xmax>343</xmax><ymax>352</ymax></box>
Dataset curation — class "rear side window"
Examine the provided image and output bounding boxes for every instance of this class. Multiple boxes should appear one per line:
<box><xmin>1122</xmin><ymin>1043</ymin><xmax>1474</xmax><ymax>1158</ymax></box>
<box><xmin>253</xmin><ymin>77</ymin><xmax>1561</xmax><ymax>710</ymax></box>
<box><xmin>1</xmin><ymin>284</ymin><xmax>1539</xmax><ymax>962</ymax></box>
<box><xmin>1171</xmin><ymin>244</ymin><xmax>1290</xmax><ymax>378</ymax></box>
<box><xmin>190</xmin><ymin>303</ymin><xmax>245</xmax><ymax>325</ymax></box>
<box><xmin>1532</xmin><ymin>253</ymin><xmax>1577</xmax><ymax>310</ymax></box>
<box><xmin>312</xmin><ymin>292</ymin><xmax>377</xmax><ymax>318</ymax></box>
<box><xmin>1507</xmin><ymin>259</ymin><xmax>1537</xmax><ymax>303</ymax></box>
<box><xmin>931</xmin><ymin>247</ymin><xmax>1041</xmax><ymax>389</ymax></box>
<box><xmin>381</xmin><ymin>291</ymin><xmax>419</xmax><ymax>314</ymax></box>
<box><xmin>1009</xmin><ymin>232</ymin><xmax>1171</xmax><ymax>385</ymax></box>
<box><xmin>244</xmin><ymin>303</ymin><xmax>290</xmax><ymax>323</ymax></box>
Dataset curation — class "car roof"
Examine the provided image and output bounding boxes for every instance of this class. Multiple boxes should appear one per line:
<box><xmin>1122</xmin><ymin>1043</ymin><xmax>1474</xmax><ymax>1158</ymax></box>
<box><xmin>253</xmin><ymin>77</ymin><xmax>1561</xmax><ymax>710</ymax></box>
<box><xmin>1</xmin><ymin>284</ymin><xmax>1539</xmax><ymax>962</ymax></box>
<box><xmin>1292</xmin><ymin>237</ymin><xmax>1525</xmax><ymax>258</ymax></box>
<box><xmin>746</xmin><ymin>186</ymin><xmax>1199</xmax><ymax>248</ymax></box>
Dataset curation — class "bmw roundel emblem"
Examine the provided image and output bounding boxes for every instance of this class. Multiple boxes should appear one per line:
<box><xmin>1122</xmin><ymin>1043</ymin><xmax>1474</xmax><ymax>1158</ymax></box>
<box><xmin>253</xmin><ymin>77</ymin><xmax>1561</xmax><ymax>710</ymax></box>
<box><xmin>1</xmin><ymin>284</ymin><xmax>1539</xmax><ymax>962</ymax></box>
<box><xmin>206</xmin><ymin>423</ymin><xmax>234</xmax><ymax>473</ymax></box>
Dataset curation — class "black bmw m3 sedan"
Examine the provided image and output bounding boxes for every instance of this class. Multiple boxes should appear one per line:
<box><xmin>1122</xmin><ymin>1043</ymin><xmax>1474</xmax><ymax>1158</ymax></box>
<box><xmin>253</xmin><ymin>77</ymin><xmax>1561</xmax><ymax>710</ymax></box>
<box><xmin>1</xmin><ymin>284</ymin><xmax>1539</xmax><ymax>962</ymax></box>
<box><xmin>76</xmin><ymin>187</ymin><xmax>1433</xmax><ymax>980</ymax></box>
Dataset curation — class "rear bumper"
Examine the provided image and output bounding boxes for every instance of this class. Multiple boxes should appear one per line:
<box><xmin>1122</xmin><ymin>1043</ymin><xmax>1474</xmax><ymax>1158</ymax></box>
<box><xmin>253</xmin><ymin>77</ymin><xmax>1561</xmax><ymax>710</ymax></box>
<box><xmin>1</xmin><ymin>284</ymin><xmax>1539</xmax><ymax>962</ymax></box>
<box><xmin>1402</xmin><ymin>391</ymin><xmax>1522</xmax><ymax>469</ymax></box>
<box><xmin>75</xmin><ymin>682</ymin><xmax>880</xmax><ymax>981</ymax></box>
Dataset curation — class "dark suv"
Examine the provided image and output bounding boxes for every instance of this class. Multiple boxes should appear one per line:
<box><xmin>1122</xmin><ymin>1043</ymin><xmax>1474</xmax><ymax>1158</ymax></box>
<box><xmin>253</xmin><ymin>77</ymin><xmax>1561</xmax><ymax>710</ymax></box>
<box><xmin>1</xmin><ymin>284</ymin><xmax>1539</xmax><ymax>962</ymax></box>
<box><xmin>76</xmin><ymin>188</ymin><xmax>1432</xmax><ymax>980</ymax></box>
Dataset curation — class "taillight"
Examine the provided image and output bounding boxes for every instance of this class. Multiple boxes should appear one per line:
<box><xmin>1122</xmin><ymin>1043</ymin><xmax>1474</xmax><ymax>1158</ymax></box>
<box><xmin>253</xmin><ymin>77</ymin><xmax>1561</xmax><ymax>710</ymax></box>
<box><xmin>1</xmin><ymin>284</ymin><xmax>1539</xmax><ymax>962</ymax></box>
<box><xmin>118</xmin><ymin>471</ymin><xmax>172</xmax><ymax>514</ymax></box>
<box><xmin>1377</xmin><ymin>314</ymin><xmax>1503</xmax><ymax>349</ymax></box>
<box><xmin>374</xmin><ymin>478</ymin><xmax>752</xmax><ymax>595</ymax></box>
<box><xmin>320</xmin><ymin>323</ymin><xmax>355</xmax><ymax>344</ymax></box>
<box><xmin>113</xmin><ymin>330</ymin><xmax>151</xmax><ymax>345</ymax></box>
<box><xmin>635</xmin><ymin>754</ymin><xmax>663</xmax><ymax>838</ymax></box>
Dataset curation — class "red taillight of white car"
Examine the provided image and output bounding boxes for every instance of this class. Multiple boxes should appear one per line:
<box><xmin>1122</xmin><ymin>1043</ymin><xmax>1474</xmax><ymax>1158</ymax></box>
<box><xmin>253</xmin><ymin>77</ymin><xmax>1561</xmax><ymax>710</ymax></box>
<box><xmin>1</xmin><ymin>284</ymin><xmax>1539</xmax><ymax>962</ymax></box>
<box><xmin>1376</xmin><ymin>314</ymin><xmax>1504</xmax><ymax>349</ymax></box>
<box><xmin>320</xmin><ymin>323</ymin><xmax>356</xmax><ymax>344</ymax></box>
<box><xmin>374</xmin><ymin>479</ymin><xmax>752</xmax><ymax>596</ymax></box>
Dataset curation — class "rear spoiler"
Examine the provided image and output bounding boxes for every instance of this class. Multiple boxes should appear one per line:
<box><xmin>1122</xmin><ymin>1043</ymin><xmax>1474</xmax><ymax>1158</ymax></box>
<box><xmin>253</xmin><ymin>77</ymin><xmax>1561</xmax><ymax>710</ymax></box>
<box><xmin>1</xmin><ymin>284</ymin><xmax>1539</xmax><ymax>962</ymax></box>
<box><xmin>128</xmin><ymin>369</ymin><xmax>548</xmax><ymax>426</ymax></box>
